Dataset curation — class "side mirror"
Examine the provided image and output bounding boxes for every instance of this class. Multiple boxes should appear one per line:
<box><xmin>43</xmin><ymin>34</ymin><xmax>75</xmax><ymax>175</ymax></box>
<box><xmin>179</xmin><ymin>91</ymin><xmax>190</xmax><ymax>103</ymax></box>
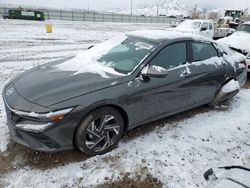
<box><xmin>200</xmin><ymin>27</ymin><xmax>207</xmax><ymax>31</ymax></box>
<box><xmin>141</xmin><ymin>65</ymin><xmax>168</xmax><ymax>78</ymax></box>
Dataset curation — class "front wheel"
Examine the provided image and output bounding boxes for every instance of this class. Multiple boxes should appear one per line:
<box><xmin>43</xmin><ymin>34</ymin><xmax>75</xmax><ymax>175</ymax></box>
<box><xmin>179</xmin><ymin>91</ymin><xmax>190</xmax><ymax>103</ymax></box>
<box><xmin>75</xmin><ymin>107</ymin><xmax>124</xmax><ymax>156</ymax></box>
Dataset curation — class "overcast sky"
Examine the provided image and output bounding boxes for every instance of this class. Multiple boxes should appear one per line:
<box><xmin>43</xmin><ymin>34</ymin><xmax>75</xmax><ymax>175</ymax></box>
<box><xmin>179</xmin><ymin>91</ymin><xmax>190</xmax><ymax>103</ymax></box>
<box><xmin>1</xmin><ymin>0</ymin><xmax>250</xmax><ymax>11</ymax></box>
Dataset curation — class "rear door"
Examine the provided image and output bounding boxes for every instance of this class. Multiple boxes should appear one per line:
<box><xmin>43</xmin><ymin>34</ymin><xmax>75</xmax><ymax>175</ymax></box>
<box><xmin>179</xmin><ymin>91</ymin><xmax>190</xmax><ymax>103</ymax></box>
<box><xmin>186</xmin><ymin>41</ymin><xmax>227</xmax><ymax>106</ymax></box>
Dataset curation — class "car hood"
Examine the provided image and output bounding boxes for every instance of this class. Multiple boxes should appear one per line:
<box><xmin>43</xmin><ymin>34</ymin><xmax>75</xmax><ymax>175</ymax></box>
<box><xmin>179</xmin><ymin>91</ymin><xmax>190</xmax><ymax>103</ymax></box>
<box><xmin>218</xmin><ymin>31</ymin><xmax>250</xmax><ymax>54</ymax></box>
<box><xmin>12</xmin><ymin>57</ymin><xmax>124</xmax><ymax>107</ymax></box>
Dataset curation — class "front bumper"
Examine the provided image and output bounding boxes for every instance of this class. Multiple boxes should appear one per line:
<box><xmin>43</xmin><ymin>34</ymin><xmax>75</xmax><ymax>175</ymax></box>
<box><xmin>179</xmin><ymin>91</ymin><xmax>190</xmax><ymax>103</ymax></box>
<box><xmin>3</xmin><ymin>96</ymin><xmax>83</xmax><ymax>152</ymax></box>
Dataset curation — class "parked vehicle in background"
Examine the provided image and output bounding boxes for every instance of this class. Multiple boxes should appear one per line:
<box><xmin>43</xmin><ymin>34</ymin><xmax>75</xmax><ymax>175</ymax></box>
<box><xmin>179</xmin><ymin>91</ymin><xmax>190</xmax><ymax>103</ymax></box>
<box><xmin>218</xmin><ymin>22</ymin><xmax>250</xmax><ymax>72</ymax></box>
<box><xmin>214</xmin><ymin>10</ymin><xmax>244</xmax><ymax>39</ymax></box>
<box><xmin>172</xmin><ymin>19</ymin><xmax>214</xmax><ymax>39</ymax></box>
<box><xmin>204</xmin><ymin>166</ymin><xmax>250</xmax><ymax>187</ymax></box>
<box><xmin>6</xmin><ymin>8</ymin><xmax>45</xmax><ymax>21</ymax></box>
<box><xmin>2</xmin><ymin>30</ymin><xmax>247</xmax><ymax>156</ymax></box>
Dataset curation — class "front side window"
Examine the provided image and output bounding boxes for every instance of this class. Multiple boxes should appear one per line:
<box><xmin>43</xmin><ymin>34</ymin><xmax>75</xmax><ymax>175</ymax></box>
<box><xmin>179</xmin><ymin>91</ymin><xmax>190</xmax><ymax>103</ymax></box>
<box><xmin>150</xmin><ymin>43</ymin><xmax>187</xmax><ymax>69</ymax></box>
<box><xmin>191</xmin><ymin>42</ymin><xmax>218</xmax><ymax>62</ymax></box>
<box><xmin>201</xmin><ymin>23</ymin><xmax>208</xmax><ymax>30</ymax></box>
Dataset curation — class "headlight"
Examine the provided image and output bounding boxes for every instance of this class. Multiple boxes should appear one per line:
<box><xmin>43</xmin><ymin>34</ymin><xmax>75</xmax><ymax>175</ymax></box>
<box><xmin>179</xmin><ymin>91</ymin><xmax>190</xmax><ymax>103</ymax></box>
<box><xmin>11</xmin><ymin>107</ymin><xmax>74</xmax><ymax>121</ymax></box>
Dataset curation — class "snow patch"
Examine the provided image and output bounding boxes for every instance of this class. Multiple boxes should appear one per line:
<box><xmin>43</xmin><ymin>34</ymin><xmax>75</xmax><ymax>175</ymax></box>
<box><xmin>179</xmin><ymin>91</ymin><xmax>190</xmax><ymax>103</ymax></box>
<box><xmin>151</xmin><ymin>65</ymin><xmax>166</xmax><ymax>72</ymax></box>
<box><xmin>221</xmin><ymin>79</ymin><xmax>240</xmax><ymax>94</ymax></box>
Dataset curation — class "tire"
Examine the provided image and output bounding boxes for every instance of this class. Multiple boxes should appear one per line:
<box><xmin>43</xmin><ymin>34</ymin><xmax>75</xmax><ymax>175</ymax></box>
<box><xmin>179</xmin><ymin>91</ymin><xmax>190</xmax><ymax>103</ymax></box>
<box><xmin>75</xmin><ymin>107</ymin><xmax>124</xmax><ymax>156</ymax></box>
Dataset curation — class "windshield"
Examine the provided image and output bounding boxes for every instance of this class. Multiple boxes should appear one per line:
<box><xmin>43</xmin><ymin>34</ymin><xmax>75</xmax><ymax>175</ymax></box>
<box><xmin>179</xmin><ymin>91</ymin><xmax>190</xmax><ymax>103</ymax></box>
<box><xmin>236</xmin><ymin>24</ymin><xmax>250</xmax><ymax>33</ymax></box>
<box><xmin>98</xmin><ymin>37</ymin><xmax>156</xmax><ymax>74</ymax></box>
<box><xmin>178</xmin><ymin>20</ymin><xmax>201</xmax><ymax>29</ymax></box>
<box><xmin>225</xmin><ymin>10</ymin><xmax>242</xmax><ymax>18</ymax></box>
<box><xmin>55</xmin><ymin>35</ymin><xmax>157</xmax><ymax>76</ymax></box>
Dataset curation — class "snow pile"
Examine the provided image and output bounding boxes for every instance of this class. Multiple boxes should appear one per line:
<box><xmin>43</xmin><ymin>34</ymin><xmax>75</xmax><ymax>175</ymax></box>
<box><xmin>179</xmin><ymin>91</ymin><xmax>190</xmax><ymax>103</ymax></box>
<box><xmin>54</xmin><ymin>35</ymin><xmax>127</xmax><ymax>78</ymax></box>
<box><xmin>218</xmin><ymin>31</ymin><xmax>250</xmax><ymax>53</ymax></box>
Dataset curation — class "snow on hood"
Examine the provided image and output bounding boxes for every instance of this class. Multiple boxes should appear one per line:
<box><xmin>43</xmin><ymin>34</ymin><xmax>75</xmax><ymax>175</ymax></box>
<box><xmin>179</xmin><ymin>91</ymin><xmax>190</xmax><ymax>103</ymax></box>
<box><xmin>218</xmin><ymin>31</ymin><xmax>250</xmax><ymax>53</ymax></box>
<box><xmin>54</xmin><ymin>35</ymin><xmax>127</xmax><ymax>78</ymax></box>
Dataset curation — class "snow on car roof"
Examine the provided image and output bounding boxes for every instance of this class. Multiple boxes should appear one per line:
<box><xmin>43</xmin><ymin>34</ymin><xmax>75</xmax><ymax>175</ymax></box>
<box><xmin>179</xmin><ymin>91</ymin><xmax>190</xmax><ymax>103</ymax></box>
<box><xmin>127</xmin><ymin>30</ymin><xmax>210</xmax><ymax>42</ymax></box>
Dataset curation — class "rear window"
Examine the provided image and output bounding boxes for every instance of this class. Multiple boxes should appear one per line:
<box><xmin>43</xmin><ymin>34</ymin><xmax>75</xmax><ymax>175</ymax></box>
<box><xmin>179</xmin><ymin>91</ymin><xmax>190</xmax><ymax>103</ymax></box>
<box><xmin>191</xmin><ymin>42</ymin><xmax>218</xmax><ymax>61</ymax></box>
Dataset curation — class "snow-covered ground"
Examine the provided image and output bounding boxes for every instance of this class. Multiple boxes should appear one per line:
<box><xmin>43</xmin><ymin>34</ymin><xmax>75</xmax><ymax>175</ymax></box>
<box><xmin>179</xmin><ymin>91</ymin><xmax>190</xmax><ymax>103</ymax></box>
<box><xmin>0</xmin><ymin>19</ymin><xmax>250</xmax><ymax>188</ymax></box>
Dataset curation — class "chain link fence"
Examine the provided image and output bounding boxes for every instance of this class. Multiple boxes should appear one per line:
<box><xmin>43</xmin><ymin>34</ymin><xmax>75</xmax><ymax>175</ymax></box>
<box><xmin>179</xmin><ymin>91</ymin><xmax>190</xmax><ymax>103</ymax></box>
<box><xmin>0</xmin><ymin>6</ymin><xmax>182</xmax><ymax>25</ymax></box>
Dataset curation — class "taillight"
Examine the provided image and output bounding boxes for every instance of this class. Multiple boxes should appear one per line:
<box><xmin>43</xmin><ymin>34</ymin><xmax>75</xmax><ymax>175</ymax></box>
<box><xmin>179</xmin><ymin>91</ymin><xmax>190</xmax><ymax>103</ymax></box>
<box><xmin>240</xmin><ymin>60</ymin><xmax>246</xmax><ymax>67</ymax></box>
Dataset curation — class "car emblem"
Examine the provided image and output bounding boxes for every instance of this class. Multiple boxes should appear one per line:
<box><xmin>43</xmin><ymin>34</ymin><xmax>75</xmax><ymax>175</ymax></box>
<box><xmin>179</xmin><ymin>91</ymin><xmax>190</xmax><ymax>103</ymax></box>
<box><xmin>6</xmin><ymin>87</ymin><xmax>14</xmax><ymax>96</ymax></box>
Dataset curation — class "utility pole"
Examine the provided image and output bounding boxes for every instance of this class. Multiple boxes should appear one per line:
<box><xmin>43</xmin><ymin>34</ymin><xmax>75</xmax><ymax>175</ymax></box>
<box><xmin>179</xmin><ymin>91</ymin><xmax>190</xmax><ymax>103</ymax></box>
<box><xmin>130</xmin><ymin>0</ymin><xmax>133</xmax><ymax>15</ymax></box>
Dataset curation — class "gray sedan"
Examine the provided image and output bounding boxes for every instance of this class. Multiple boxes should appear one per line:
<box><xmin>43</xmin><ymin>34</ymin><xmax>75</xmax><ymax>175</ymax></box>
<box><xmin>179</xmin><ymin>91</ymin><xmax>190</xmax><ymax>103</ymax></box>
<box><xmin>2</xmin><ymin>30</ymin><xmax>247</xmax><ymax>155</ymax></box>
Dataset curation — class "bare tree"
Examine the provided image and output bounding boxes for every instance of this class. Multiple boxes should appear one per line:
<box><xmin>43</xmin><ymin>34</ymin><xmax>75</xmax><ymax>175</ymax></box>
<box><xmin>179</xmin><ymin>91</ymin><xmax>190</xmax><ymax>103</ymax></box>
<box><xmin>208</xmin><ymin>11</ymin><xmax>219</xmax><ymax>20</ymax></box>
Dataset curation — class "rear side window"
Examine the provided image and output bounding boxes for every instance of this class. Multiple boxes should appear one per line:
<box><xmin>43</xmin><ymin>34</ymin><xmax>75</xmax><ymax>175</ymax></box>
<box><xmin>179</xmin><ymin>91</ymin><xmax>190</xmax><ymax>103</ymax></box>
<box><xmin>150</xmin><ymin>43</ymin><xmax>187</xmax><ymax>69</ymax></box>
<box><xmin>191</xmin><ymin>42</ymin><xmax>218</xmax><ymax>62</ymax></box>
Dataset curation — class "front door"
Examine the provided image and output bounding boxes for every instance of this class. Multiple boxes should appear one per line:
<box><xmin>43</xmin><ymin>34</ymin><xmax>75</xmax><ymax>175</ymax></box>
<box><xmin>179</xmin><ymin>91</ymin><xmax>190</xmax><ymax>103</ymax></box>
<box><xmin>130</xmin><ymin>42</ymin><xmax>192</xmax><ymax>125</ymax></box>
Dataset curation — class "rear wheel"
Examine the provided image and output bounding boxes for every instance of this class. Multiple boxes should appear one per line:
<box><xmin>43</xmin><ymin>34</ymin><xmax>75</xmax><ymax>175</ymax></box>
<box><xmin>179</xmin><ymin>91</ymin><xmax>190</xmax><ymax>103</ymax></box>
<box><xmin>75</xmin><ymin>107</ymin><xmax>124</xmax><ymax>156</ymax></box>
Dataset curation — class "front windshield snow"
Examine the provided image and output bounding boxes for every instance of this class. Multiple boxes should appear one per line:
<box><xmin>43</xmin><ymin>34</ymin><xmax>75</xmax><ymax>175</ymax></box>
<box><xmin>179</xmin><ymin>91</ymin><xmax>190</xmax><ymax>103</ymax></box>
<box><xmin>55</xmin><ymin>35</ymin><xmax>157</xmax><ymax>77</ymax></box>
<box><xmin>97</xmin><ymin>36</ymin><xmax>157</xmax><ymax>74</ymax></box>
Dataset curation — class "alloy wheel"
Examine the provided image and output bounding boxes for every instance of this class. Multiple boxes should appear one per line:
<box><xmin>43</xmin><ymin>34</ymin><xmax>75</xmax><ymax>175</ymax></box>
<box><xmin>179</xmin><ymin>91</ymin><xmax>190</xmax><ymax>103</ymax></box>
<box><xmin>85</xmin><ymin>115</ymin><xmax>120</xmax><ymax>152</ymax></box>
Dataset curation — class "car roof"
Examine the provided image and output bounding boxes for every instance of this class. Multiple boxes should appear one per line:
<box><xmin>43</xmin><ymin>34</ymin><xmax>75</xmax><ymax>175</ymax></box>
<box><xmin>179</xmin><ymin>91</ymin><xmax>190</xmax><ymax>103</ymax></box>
<box><xmin>127</xmin><ymin>30</ymin><xmax>212</xmax><ymax>43</ymax></box>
